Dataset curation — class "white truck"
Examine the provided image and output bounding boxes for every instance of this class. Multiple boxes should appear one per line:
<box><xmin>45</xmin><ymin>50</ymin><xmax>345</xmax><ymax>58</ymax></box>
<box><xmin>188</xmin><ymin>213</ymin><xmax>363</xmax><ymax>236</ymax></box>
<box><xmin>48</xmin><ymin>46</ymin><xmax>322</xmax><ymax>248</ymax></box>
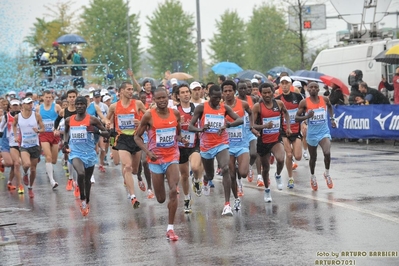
<box><xmin>311</xmin><ymin>38</ymin><xmax>399</xmax><ymax>89</ymax></box>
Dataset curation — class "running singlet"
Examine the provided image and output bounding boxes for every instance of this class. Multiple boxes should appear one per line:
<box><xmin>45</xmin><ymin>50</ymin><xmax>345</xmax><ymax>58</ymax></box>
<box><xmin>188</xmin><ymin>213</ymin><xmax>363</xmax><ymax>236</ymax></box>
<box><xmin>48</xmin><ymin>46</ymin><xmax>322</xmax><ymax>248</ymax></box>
<box><xmin>259</xmin><ymin>100</ymin><xmax>281</xmax><ymax>144</ymax></box>
<box><xmin>176</xmin><ymin>103</ymin><xmax>197</xmax><ymax>148</ymax></box>
<box><xmin>40</xmin><ymin>103</ymin><xmax>58</xmax><ymax>132</ymax></box>
<box><xmin>199</xmin><ymin>102</ymin><xmax>228</xmax><ymax>152</ymax></box>
<box><xmin>87</xmin><ymin>102</ymin><xmax>97</xmax><ymax>117</ymax></box>
<box><xmin>225</xmin><ymin>99</ymin><xmax>246</xmax><ymax>147</ymax></box>
<box><xmin>114</xmin><ymin>100</ymin><xmax>139</xmax><ymax>136</ymax></box>
<box><xmin>275</xmin><ymin>92</ymin><xmax>302</xmax><ymax>134</ymax></box>
<box><xmin>18</xmin><ymin>112</ymin><xmax>39</xmax><ymax>148</ymax></box>
<box><xmin>6</xmin><ymin>112</ymin><xmax>19</xmax><ymax>146</ymax></box>
<box><xmin>69</xmin><ymin>114</ymin><xmax>96</xmax><ymax>153</ymax></box>
<box><xmin>147</xmin><ymin>108</ymin><xmax>179</xmax><ymax>164</ymax></box>
<box><xmin>305</xmin><ymin>96</ymin><xmax>330</xmax><ymax>139</ymax></box>
<box><xmin>246</xmin><ymin>95</ymin><xmax>254</xmax><ymax>109</ymax></box>
<box><xmin>243</xmin><ymin>96</ymin><xmax>257</xmax><ymax>143</ymax></box>
<box><xmin>64</xmin><ymin>108</ymin><xmax>77</xmax><ymax>119</ymax></box>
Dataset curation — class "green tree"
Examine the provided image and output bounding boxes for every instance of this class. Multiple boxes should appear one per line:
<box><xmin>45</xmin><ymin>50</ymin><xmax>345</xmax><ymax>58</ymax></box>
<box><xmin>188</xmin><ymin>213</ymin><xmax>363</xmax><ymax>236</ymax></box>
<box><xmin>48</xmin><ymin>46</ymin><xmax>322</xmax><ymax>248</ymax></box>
<box><xmin>146</xmin><ymin>0</ymin><xmax>196</xmax><ymax>76</ymax></box>
<box><xmin>208</xmin><ymin>10</ymin><xmax>246</xmax><ymax>67</ymax></box>
<box><xmin>24</xmin><ymin>1</ymin><xmax>75</xmax><ymax>49</ymax></box>
<box><xmin>246</xmin><ymin>4</ymin><xmax>302</xmax><ymax>72</ymax></box>
<box><xmin>79</xmin><ymin>0</ymin><xmax>141</xmax><ymax>79</ymax></box>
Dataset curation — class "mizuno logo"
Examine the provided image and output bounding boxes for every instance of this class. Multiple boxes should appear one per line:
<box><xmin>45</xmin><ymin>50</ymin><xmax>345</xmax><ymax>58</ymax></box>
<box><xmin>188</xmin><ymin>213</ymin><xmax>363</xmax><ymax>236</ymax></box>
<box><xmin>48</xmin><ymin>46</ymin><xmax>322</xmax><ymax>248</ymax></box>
<box><xmin>333</xmin><ymin>112</ymin><xmax>345</xmax><ymax>129</ymax></box>
<box><xmin>374</xmin><ymin>112</ymin><xmax>393</xmax><ymax>130</ymax></box>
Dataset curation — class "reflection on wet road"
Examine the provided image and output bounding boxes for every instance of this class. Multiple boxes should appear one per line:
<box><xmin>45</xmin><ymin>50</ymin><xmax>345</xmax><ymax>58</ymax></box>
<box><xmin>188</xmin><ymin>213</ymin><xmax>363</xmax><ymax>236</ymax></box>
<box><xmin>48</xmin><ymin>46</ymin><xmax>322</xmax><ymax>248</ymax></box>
<box><xmin>1</xmin><ymin>142</ymin><xmax>399</xmax><ymax>265</ymax></box>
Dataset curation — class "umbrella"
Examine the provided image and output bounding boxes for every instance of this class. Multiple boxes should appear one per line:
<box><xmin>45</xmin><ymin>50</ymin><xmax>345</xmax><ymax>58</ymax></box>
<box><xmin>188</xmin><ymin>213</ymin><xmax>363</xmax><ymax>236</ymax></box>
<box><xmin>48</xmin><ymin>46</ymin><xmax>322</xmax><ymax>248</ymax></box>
<box><xmin>267</xmin><ymin>66</ymin><xmax>294</xmax><ymax>77</ymax></box>
<box><xmin>320</xmin><ymin>75</ymin><xmax>350</xmax><ymax>95</ymax></box>
<box><xmin>211</xmin><ymin>62</ymin><xmax>243</xmax><ymax>75</ymax></box>
<box><xmin>168</xmin><ymin>72</ymin><xmax>193</xmax><ymax>80</ymax></box>
<box><xmin>236</xmin><ymin>70</ymin><xmax>267</xmax><ymax>81</ymax></box>
<box><xmin>291</xmin><ymin>70</ymin><xmax>325</xmax><ymax>82</ymax></box>
<box><xmin>56</xmin><ymin>34</ymin><xmax>87</xmax><ymax>44</ymax></box>
<box><xmin>374</xmin><ymin>45</ymin><xmax>399</xmax><ymax>64</ymax></box>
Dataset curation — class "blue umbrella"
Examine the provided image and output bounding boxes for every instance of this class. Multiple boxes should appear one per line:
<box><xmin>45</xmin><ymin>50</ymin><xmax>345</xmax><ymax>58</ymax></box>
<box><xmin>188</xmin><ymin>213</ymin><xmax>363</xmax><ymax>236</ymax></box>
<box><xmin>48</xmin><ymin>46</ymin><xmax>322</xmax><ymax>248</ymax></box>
<box><xmin>290</xmin><ymin>70</ymin><xmax>325</xmax><ymax>82</ymax></box>
<box><xmin>267</xmin><ymin>66</ymin><xmax>294</xmax><ymax>77</ymax></box>
<box><xmin>56</xmin><ymin>34</ymin><xmax>87</xmax><ymax>44</ymax></box>
<box><xmin>211</xmin><ymin>62</ymin><xmax>243</xmax><ymax>75</ymax></box>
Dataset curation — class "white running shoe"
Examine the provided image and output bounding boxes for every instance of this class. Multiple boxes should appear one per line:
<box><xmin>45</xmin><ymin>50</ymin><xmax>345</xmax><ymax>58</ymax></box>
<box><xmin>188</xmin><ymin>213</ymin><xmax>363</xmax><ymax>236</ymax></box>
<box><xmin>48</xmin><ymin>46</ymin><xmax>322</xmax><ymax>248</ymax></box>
<box><xmin>222</xmin><ymin>204</ymin><xmax>233</xmax><ymax>216</ymax></box>
<box><xmin>275</xmin><ymin>173</ymin><xmax>283</xmax><ymax>190</ymax></box>
<box><xmin>264</xmin><ymin>189</ymin><xmax>272</xmax><ymax>203</ymax></box>
<box><xmin>303</xmin><ymin>151</ymin><xmax>309</xmax><ymax>160</ymax></box>
<box><xmin>202</xmin><ymin>182</ymin><xmax>210</xmax><ymax>196</ymax></box>
<box><xmin>233</xmin><ymin>198</ymin><xmax>241</xmax><ymax>210</ymax></box>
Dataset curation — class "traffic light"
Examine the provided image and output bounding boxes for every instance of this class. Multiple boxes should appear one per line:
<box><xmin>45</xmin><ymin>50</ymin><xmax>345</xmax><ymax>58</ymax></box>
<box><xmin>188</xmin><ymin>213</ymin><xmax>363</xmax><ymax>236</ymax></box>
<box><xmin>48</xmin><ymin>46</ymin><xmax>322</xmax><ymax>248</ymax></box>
<box><xmin>303</xmin><ymin>20</ymin><xmax>312</xmax><ymax>29</ymax></box>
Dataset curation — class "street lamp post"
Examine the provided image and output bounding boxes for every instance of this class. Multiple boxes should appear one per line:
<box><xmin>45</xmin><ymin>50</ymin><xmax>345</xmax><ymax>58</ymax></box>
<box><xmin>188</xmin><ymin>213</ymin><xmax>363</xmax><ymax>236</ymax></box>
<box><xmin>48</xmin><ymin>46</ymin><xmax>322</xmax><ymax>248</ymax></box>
<box><xmin>196</xmin><ymin>0</ymin><xmax>203</xmax><ymax>81</ymax></box>
<box><xmin>126</xmin><ymin>0</ymin><xmax>132</xmax><ymax>70</ymax></box>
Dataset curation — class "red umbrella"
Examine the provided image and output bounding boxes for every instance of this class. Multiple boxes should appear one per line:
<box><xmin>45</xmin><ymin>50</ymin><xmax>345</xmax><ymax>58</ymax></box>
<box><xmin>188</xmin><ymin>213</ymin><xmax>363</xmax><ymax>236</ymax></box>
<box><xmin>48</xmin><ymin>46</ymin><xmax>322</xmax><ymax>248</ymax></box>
<box><xmin>319</xmin><ymin>75</ymin><xmax>349</xmax><ymax>95</ymax></box>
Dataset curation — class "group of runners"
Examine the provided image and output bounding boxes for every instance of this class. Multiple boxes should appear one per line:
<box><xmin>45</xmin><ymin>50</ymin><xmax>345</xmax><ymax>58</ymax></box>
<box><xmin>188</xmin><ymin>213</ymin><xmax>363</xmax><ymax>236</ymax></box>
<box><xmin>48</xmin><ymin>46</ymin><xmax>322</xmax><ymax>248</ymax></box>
<box><xmin>0</xmin><ymin>73</ymin><xmax>337</xmax><ymax>241</ymax></box>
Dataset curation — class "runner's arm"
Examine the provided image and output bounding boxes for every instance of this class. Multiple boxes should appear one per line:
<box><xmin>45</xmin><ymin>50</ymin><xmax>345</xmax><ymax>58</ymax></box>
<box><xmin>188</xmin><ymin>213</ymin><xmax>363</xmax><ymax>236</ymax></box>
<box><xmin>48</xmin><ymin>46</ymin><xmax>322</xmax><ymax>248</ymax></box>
<box><xmin>35</xmin><ymin>113</ymin><xmax>46</xmax><ymax>133</ymax></box>
<box><xmin>134</xmin><ymin>111</ymin><xmax>152</xmax><ymax>155</ymax></box>
<box><xmin>278</xmin><ymin>100</ymin><xmax>291</xmax><ymax>135</ymax></box>
<box><xmin>188</xmin><ymin>104</ymin><xmax>205</xmax><ymax>133</ymax></box>
<box><xmin>295</xmin><ymin>99</ymin><xmax>311</xmax><ymax>122</ymax></box>
<box><xmin>224</xmin><ymin>105</ymin><xmax>243</xmax><ymax>128</ymax></box>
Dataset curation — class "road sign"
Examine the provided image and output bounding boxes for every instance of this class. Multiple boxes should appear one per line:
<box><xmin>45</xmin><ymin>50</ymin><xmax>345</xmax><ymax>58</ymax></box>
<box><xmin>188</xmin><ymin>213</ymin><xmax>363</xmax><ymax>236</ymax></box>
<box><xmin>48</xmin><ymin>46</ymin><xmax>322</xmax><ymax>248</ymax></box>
<box><xmin>288</xmin><ymin>4</ymin><xmax>326</xmax><ymax>31</ymax></box>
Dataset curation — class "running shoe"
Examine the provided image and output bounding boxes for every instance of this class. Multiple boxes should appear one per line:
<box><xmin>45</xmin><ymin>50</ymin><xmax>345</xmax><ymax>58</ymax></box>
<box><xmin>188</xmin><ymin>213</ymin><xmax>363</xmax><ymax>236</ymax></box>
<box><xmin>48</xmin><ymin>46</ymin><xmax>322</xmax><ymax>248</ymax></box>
<box><xmin>138</xmin><ymin>180</ymin><xmax>146</xmax><ymax>192</ymax></box>
<box><xmin>256</xmin><ymin>178</ymin><xmax>264</xmax><ymax>187</ymax></box>
<box><xmin>183</xmin><ymin>198</ymin><xmax>192</xmax><ymax>213</ymax></box>
<box><xmin>99</xmin><ymin>165</ymin><xmax>106</xmax><ymax>172</ymax></box>
<box><xmin>233</xmin><ymin>198</ymin><xmax>241</xmax><ymax>210</ymax></box>
<box><xmin>84</xmin><ymin>204</ymin><xmax>90</xmax><ymax>216</ymax></box>
<box><xmin>66</xmin><ymin>179</ymin><xmax>73</xmax><ymax>191</ymax></box>
<box><xmin>63</xmin><ymin>161</ymin><xmax>67</xmax><ymax>170</ymax></box>
<box><xmin>131</xmin><ymin>197</ymin><xmax>140</xmax><ymax>209</ymax></box>
<box><xmin>324</xmin><ymin>173</ymin><xmax>334</xmax><ymax>189</ymax></box>
<box><xmin>292</xmin><ymin>161</ymin><xmax>298</xmax><ymax>170</ymax></box>
<box><xmin>192</xmin><ymin>178</ymin><xmax>202</xmax><ymax>197</ymax></box>
<box><xmin>18</xmin><ymin>185</ymin><xmax>24</xmax><ymax>194</ymax></box>
<box><xmin>7</xmin><ymin>183</ymin><xmax>16</xmax><ymax>190</ymax></box>
<box><xmin>310</xmin><ymin>176</ymin><xmax>318</xmax><ymax>191</ymax></box>
<box><xmin>287</xmin><ymin>178</ymin><xmax>294</xmax><ymax>189</ymax></box>
<box><xmin>208</xmin><ymin>180</ymin><xmax>215</xmax><ymax>188</ymax></box>
<box><xmin>74</xmin><ymin>183</ymin><xmax>80</xmax><ymax>198</ymax></box>
<box><xmin>247</xmin><ymin>169</ymin><xmax>253</xmax><ymax>182</ymax></box>
<box><xmin>264</xmin><ymin>189</ymin><xmax>272</xmax><ymax>203</ymax></box>
<box><xmin>303</xmin><ymin>151</ymin><xmax>309</xmax><ymax>160</ymax></box>
<box><xmin>52</xmin><ymin>182</ymin><xmax>59</xmax><ymax>189</ymax></box>
<box><xmin>269</xmin><ymin>155</ymin><xmax>275</xmax><ymax>164</ymax></box>
<box><xmin>202</xmin><ymin>182</ymin><xmax>210</xmax><ymax>196</ymax></box>
<box><xmin>80</xmin><ymin>201</ymin><xmax>88</xmax><ymax>216</ymax></box>
<box><xmin>216</xmin><ymin>168</ymin><xmax>221</xmax><ymax>175</ymax></box>
<box><xmin>166</xmin><ymin>229</ymin><xmax>179</xmax><ymax>241</ymax></box>
<box><xmin>23</xmin><ymin>173</ymin><xmax>29</xmax><ymax>186</ymax></box>
<box><xmin>28</xmin><ymin>188</ymin><xmax>34</xmax><ymax>198</ymax></box>
<box><xmin>221</xmin><ymin>204</ymin><xmax>233</xmax><ymax>216</ymax></box>
<box><xmin>147</xmin><ymin>189</ymin><xmax>155</xmax><ymax>199</ymax></box>
<box><xmin>237</xmin><ymin>186</ymin><xmax>244</xmax><ymax>197</ymax></box>
<box><xmin>275</xmin><ymin>173</ymin><xmax>283</xmax><ymax>190</ymax></box>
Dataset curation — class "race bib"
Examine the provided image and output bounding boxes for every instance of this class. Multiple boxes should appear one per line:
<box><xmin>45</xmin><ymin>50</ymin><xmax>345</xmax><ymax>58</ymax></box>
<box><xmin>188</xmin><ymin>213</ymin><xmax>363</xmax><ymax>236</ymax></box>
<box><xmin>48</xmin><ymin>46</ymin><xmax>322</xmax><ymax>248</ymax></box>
<box><xmin>43</xmin><ymin>119</ymin><xmax>54</xmax><ymax>132</ymax></box>
<box><xmin>22</xmin><ymin>132</ymin><xmax>38</xmax><ymax>147</ymax></box>
<box><xmin>262</xmin><ymin>116</ymin><xmax>280</xmax><ymax>134</ymax></box>
<box><xmin>178</xmin><ymin>129</ymin><xmax>195</xmax><ymax>148</ymax></box>
<box><xmin>204</xmin><ymin>114</ymin><xmax>224</xmax><ymax>133</ymax></box>
<box><xmin>156</xmin><ymin>127</ymin><xmax>176</xmax><ymax>148</ymax></box>
<box><xmin>70</xmin><ymin>126</ymin><xmax>87</xmax><ymax>143</ymax></box>
<box><xmin>308</xmin><ymin>108</ymin><xmax>326</xmax><ymax>125</ymax></box>
<box><xmin>284</xmin><ymin>108</ymin><xmax>298</xmax><ymax>124</ymax></box>
<box><xmin>117</xmin><ymin>114</ymin><xmax>135</xmax><ymax>130</ymax></box>
<box><xmin>227</xmin><ymin>125</ymin><xmax>243</xmax><ymax>142</ymax></box>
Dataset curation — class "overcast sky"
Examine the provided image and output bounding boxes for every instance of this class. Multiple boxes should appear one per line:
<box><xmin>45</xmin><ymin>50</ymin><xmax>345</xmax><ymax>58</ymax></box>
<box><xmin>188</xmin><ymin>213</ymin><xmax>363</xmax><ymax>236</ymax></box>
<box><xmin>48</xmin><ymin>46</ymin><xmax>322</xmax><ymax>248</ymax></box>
<box><xmin>1</xmin><ymin>0</ymin><xmax>398</xmax><ymax>62</ymax></box>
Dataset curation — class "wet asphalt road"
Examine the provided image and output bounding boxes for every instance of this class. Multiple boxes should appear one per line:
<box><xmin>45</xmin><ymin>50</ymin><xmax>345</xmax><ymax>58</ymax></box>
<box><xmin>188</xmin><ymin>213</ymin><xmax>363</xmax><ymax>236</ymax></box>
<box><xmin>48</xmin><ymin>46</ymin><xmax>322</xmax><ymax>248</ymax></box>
<box><xmin>1</xmin><ymin>140</ymin><xmax>399</xmax><ymax>266</ymax></box>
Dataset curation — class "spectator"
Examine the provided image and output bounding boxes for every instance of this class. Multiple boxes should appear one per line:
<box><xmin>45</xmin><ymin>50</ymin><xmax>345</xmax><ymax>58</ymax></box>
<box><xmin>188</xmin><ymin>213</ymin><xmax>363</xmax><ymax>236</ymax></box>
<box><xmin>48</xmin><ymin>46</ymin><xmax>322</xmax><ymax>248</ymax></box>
<box><xmin>381</xmin><ymin>66</ymin><xmax>399</xmax><ymax>104</ymax></box>
<box><xmin>67</xmin><ymin>46</ymin><xmax>84</xmax><ymax>88</ymax></box>
<box><xmin>329</xmin><ymin>83</ymin><xmax>346</xmax><ymax>106</ymax></box>
<box><xmin>254</xmin><ymin>74</ymin><xmax>263</xmax><ymax>84</ymax></box>
<box><xmin>49</xmin><ymin>41</ymin><xmax>66</xmax><ymax>76</ymax></box>
<box><xmin>348</xmin><ymin>70</ymin><xmax>363</xmax><ymax>104</ymax></box>
<box><xmin>356</xmin><ymin>82</ymin><xmax>390</xmax><ymax>105</ymax></box>
<box><xmin>323</xmin><ymin>85</ymin><xmax>330</xmax><ymax>97</ymax></box>
<box><xmin>217</xmin><ymin>75</ymin><xmax>226</xmax><ymax>85</ymax></box>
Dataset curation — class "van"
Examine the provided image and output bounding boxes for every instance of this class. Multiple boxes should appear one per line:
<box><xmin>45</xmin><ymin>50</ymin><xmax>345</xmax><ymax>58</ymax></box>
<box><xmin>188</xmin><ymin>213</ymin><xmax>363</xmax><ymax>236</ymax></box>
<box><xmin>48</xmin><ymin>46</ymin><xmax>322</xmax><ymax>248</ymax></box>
<box><xmin>311</xmin><ymin>39</ymin><xmax>399</xmax><ymax>89</ymax></box>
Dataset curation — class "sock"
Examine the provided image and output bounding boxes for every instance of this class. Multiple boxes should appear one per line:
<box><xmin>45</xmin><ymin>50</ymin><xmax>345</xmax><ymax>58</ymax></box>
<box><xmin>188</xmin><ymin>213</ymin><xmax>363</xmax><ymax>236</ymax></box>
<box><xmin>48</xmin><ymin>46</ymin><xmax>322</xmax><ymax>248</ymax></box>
<box><xmin>237</xmin><ymin>178</ymin><xmax>242</xmax><ymax>187</ymax></box>
<box><xmin>303</xmin><ymin>148</ymin><xmax>308</xmax><ymax>152</ymax></box>
<box><xmin>130</xmin><ymin>194</ymin><xmax>136</xmax><ymax>200</ymax></box>
<box><xmin>225</xmin><ymin>201</ymin><xmax>230</xmax><ymax>206</ymax></box>
<box><xmin>257</xmin><ymin>174</ymin><xmax>262</xmax><ymax>180</ymax></box>
<box><xmin>311</xmin><ymin>174</ymin><xmax>316</xmax><ymax>178</ymax></box>
<box><xmin>325</xmin><ymin>169</ymin><xmax>329</xmax><ymax>176</ymax></box>
<box><xmin>46</xmin><ymin>163</ymin><xmax>55</xmax><ymax>183</ymax></box>
<box><xmin>167</xmin><ymin>224</ymin><xmax>174</xmax><ymax>231</ymax></box>
<box><xmin>184</xmin><ymin>194</ymin><xmax>190</xmax><ymax>200</ymax></box>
